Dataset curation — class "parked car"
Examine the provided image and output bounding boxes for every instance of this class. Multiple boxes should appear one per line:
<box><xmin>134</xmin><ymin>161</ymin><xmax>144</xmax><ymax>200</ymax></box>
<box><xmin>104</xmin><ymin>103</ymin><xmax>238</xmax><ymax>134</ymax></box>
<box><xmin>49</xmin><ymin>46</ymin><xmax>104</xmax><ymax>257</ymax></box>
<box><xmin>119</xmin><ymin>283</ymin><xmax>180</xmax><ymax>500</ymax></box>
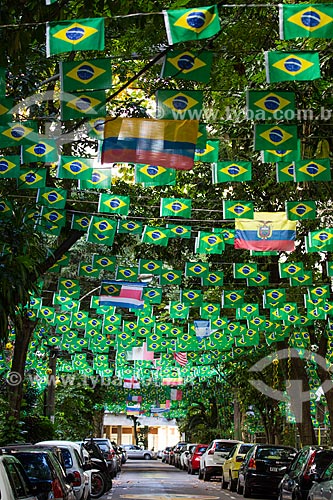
<box><xmin>0</xmin><ymin>454</ymin><xmax>38</xmax><ymax>500</ymax></box>
<box><xmin>3</xmin><ymin>445</ymin><xmax>75</xmax><ymax>500</ymax></box>
<box><xmin>222</xmin><ymin>442</ymin><xmax>254</xmax><ymax>491</ymax></box>
<box><xmin>180</xmin><ymin>444</ymin><xmax>197</xmax><ymax>470</ymax></box>
<box><xmin>84</xmin><ymin>437</ymin><xmax>118</xmax><ymax>478</ymax></box>
<box><xmin>237</xmin><ymin>444</ymin><xmax>297</xmax><ymax>498</ymax></box>
<box><xmin>36</xmin><ymin>440</ymin><xmax>90</xmax><ymax>500</ymax></box>
<box><xmin>120</xmin><ymin>444</ymin><xmax>155</xmax><ymax>460</ymax></box>
<box><xmin>162</xmin><ymin>446</ymin><xmax>173</xmax><ymax>463</ymax></box>
<box><xmin>188</xmin><ymin>444</ymin><xmax>208</xmax><ymax>475</ymax></box>
<box><xmin>199</xmin><ymin>439</ymin><xmax>241</xmax><ymax>481</ymax></box>
<box><xmin>169</xmin><ymin>442</ymin><xmax>187</xmax><ymax>466</ymax></box>
<box><xmin>308</xmin><ymin>458</ymin><xmax>333</xmax><ymax>500</ymax></box>
<box><xmin>279</xmin><ymin>446</ymin><xmax>333</xmax><ymax>500</ymax></box>
<box><xmin>117</xmin><ymin>445</ymin><xmax>128</xmax><ymax>464</ymax></box>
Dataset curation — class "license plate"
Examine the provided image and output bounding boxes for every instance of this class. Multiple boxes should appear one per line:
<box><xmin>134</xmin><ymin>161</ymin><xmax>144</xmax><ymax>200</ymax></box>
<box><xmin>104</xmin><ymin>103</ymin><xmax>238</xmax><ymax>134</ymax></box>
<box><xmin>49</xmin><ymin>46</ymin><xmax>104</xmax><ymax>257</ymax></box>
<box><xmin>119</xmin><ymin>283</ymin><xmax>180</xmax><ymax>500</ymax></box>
<box><xmin>270</xmin><ymin>467</ymin><xmax>279</xmax><ymax>472</ymax></box>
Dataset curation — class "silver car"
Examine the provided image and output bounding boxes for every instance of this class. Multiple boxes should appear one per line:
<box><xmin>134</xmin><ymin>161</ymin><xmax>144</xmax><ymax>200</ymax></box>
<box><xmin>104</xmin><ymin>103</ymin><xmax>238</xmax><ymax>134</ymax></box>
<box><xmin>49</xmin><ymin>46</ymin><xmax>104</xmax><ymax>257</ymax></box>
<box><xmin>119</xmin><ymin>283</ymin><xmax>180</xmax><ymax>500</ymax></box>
<box><xmin>121</xmin><ymin>444</ymin><xmax>155</xmax><ymax>460</ymax></box>
<box><xmin>309</xmin><ymin>459</ymin><xmax>333</xmax><ymax>500</ymax></box>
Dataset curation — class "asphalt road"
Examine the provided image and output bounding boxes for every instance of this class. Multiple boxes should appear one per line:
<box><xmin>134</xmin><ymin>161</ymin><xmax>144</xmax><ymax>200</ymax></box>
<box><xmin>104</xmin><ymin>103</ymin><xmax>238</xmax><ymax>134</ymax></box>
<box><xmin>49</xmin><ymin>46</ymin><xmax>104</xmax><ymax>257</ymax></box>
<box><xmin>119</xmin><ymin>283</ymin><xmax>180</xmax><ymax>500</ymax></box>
<box><xmin>100</xmin><ymin>459</ymin><xmax>274</xmax><ymax>500</ymax></box>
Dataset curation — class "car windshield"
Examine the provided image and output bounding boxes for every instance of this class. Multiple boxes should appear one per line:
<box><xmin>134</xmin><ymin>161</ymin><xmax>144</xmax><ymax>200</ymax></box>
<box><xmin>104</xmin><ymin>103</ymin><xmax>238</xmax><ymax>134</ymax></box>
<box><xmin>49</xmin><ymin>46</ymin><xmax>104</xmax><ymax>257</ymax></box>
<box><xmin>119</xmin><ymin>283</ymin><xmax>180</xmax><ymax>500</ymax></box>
<box><xmin>239</xmin><ymin>444</ymin><xmax>253</xmax><ymax>454</ymax></box>
<box><xmin>215</xmin><ymin>442</ymin><xmax>237</xmax><ymax>452</ymax></box>
<box><xmin>14</xmin><ymin>453</ymin><xmax>52</xmax><ymax>480</ymax></box>
<box><xmin>257</xmin><ymin>447</ymin><xmax>296</xmax><ymax>460</ymax></box>
<box><xmin>197</xmin><ymin>446</ymin><xmax>208</xmax><ymax>454</ymax></box>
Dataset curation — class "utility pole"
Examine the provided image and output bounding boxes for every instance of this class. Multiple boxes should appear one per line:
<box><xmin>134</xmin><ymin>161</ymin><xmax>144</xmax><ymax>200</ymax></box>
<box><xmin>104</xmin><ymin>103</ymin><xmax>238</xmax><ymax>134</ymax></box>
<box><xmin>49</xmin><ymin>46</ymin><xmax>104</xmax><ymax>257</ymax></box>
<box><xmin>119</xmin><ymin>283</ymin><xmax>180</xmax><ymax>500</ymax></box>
<box><xmin>45</xmin><ymin>347</ymin><xmax>60</xmax><ymax>423</ymax></box>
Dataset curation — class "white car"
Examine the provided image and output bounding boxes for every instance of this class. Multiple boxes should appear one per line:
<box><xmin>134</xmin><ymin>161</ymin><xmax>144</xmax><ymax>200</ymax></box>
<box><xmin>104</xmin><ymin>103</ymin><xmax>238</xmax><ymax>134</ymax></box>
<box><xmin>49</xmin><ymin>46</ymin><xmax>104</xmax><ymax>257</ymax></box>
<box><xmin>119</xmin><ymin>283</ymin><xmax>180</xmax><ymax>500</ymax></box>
<box><xmin>180</xmin><ymin>444</ymin><xmax>197</xmax><ymax>470</ymax></box>
<box><xmin>199</xmin><ymin>439</ymin><xmax>241</xmax><ymax>481</ymax></box>
<box><xmin>0</xmin><ymin>454</ymin><xmax>38</xmax><ymax>500</ymax></box>
<box><xmin>121</xmin><ymin>444</ymin><xmax>155</xmax><ymax>460</ymax></box>
<box><xmin>36</xmin><ymin>440</ymin><xmax>90</xmax><ymax>500</ymax></box>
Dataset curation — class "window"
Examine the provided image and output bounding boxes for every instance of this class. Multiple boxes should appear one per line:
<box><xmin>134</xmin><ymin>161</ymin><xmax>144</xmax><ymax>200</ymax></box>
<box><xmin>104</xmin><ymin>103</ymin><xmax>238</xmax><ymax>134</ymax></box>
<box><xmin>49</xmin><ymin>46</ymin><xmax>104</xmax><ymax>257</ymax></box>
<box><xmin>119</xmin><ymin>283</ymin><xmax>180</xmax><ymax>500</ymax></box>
<box><xmin>4</xmin><ymin>458</ymin><xmax>32</xmax><ymax>498</ymax></box>
<box><xmin>60</xmin><ymin>448</ymin><xmax>73</xmax><ymax>469</ymax></box>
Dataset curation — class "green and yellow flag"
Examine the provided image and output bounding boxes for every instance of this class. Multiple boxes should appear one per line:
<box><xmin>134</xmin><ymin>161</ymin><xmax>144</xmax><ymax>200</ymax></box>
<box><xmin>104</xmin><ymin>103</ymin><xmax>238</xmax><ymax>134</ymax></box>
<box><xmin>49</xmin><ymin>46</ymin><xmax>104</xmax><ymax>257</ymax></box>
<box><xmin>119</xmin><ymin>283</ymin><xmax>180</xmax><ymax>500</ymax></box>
<box><xmin>156</xmin><ymin>90</ymin><xmax>203</xmax><ymax>120</ymax></box>
<box><xmin>0</xmin><ymin>98</ymin><xmax>13</xmax><ymax>124</ymax></box>
<box><xmin>265</xmin><ymin>51</ymin><xmax>321</xmax><ymax>82</ymax></box>
<box><xmin>167</xmin><ymin>224</ymin><xmax>191</xmax><ymax>238</ymax></box>
<box><xmin>61</xmin><ymin>90</ymin><xmax>106</xmax><ymax>120</ymax></box>
<box><xmin>285</xmin><ymin>201</ymin><xmax>316</xmax><ymax>220</ymax></box>
<box><xmin>276</xmin><ymin>162</ymin><xmax>295</xmax><ymax>183</ymax></box>
<box><xmin>0</xmin><ymin>155</ymin><xmax>20</xmax><ymax>179</ymax></box>
<box><xmin>71</xmin><ymin>214</ymin><xmax>91</xmax><ymax>231</ymax></box>
<box><xmin>141</xmin><ymin>226</ymin><xmax>170</xmax><ymax>246</ymax></box>
<box><xmin>161</xmin><ymin>49</ymin><xmax>213</xmax><ymax>82</ymax></box>
<box><xmin>18</xmin><ymin>168</ymin><xmax>47</xmax><ymax>189</ymax></box>
<box><xmin>98</xmin><ymin>193</ymin><xmax>130</xmax><ymax>215</ymax></box>
<box><xmin>254</xmin><ymin>124</ymin><xmax>298</xmax><ymax>151</ymax></box>
<box><xmin>60</xmin><ymin>58</ymin><xmax>111</xmax><ymax>91</ymax></box>
<box><xmin>223</xmin><ymin>200</ymin><xmax>254</xmax><ymax>219</ymax></box>
<box><xmin>279</xmin><ymin>4</ymin><xmax>333</xmax><ymax>40</ymax></box>
<box><xmin>78</xmin><ymin>167</ymin><xmax>112</xmax><ymax>190</ymax></box>
<box><xmin>194</xmin><ymin>139</ymin><xmax>219</xmax><ymax>162</ymax></box>
<box><xmin>135</xmin><ymin>164</ymin><xmax>176</xmax><ymax>186</ymax></box>
<box><xmin>195</xmin><ymin>231</ymin><xmax>225</xmax><ymax>254</ymax></box>
<box><xmin>37</xmin><ymin>187</ymin><xmax>67</xmax><ymax>209</ymax></box>
<box><xmin>294</xmin><ymin>159</ymin><xmax>331</xmax><ymax>182</ymax></box>
<box><xmin>160</xmin><ymin>197</ymin><xmax>192</xmax><ymax>218</ymax></box>
<box><xmin>46</xmin><ymin>18</ymin><xmax>105</xmax><ymax>57</ymax></box>
<box><xmin>117</xmin><ymin>220</ymin><xmax>143</xmax><ymax>235</ymax></box>
<box><xmin>212</xmin><ymin>161</ymin><xmax>252</xmax><ymax>183</ymax></box>
<box><xmin>21</xmin><ymin>139</ymin><xmax>58</xmax><ymax>163</ymax></box>
<box><xmin>160</xmin><ymin>269</ymin><xmax>182</xmax><ymax>285</ymax></box>
<box><xmin>262</xmin><ymin>141</ymin><xmax>301</xmax><ymax>163</ymax></box>
<box><xmin>57</xmin><ymin>156</ymin><xmax>94</xmax><ymax>180</ymax></box>
<box><xmin>0</xmin><ymin>121</ymin><xmax>37</xmax><ymax>147</ymax></box>
<box><xmin>87</xmin><ymin>216</ymin><xmax>117</xmax><ymax>246</ymax></box>
<box><xmin>246</xmin><ymin>90</ymin><xmax>295</xmax><ymax>120</ymax></box>
<box><xmin>163</xmin><ymin>5</ymin><xmax>220</xmax><ymax>45</ymax></box>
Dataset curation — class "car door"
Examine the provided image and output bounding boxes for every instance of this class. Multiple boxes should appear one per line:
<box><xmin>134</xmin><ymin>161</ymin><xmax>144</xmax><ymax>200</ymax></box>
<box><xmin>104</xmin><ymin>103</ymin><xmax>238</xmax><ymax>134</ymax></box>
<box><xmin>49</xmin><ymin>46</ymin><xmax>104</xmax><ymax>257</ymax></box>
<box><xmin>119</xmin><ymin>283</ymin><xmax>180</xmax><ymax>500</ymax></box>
<box><xmin>3</xmin><ymin>456</ymin><xmax>37</xmax><ymax>499</ymax></box>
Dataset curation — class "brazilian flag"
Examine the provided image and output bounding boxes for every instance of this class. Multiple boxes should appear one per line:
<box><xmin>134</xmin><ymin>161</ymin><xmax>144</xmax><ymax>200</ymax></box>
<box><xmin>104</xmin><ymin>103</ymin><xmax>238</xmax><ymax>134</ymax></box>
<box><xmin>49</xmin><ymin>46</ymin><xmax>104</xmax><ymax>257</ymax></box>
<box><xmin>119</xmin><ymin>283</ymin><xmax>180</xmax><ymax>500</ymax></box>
<box><xmin>161</xmin><ymin>49</ymin><xmax>213</xmax><ymax>83</ymax></box>
<box><xmin>46</xmin><ymin>18</ymin><xmax>105</xmax><ymax>57</ymax></box>
<box><xmin>60</xmin><ymin>58</ymin><xmax>111</xmax><ymax>91</ymax></box>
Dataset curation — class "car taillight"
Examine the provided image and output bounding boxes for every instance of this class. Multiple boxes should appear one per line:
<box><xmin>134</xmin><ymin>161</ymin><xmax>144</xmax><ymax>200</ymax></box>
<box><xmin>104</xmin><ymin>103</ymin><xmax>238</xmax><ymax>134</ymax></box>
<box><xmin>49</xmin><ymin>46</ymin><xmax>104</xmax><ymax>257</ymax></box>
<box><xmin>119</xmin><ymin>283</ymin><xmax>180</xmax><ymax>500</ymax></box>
<box><xmin>248</xmin><ymin>457</ymin><xmax>256</xmax><ymax>469</ymax></box>
<box><xmin>236</xmin><ymin>456</ymin><xmax>244</xmax><ymax>463</ymax></box>
<box><xmin>208</xmin><ymin>449</ymin><xmax>215</xmax><ymax>455</ymax></box>
<box><xmin>52</xmin><ymin>478</ymin><xmax>64</xmax><ymax>499</ymax></box>
<box><xmin>72</xmin><ymin>471</ymin><xmax>82</xmax><ymax>487</ymax></box>
<box><xmin>304</xmin><ymin>451</ymin><xmax>316</xmax><ymax>480</ymax></box>
<box><xmin>107</xmin><ymin>451</ymin><xmax>115</xmax><ymax>460</ymax></box>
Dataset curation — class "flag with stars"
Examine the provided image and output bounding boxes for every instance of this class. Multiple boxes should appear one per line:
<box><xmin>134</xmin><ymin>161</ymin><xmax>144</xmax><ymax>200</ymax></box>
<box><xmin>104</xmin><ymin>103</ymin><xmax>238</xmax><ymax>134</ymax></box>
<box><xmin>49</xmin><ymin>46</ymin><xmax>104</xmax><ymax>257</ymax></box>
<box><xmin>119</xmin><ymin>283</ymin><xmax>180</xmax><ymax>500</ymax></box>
<box><xmin>222</xmin><ymin>290</ymin><xmax>245</xmax><ymax>308</ymax></box>
<box><xmin>0</xmin><ymin>155</ymin><xmax>20</xmax><ymax>179</ymax></box>
<box><xmin>195</xmin><ymin>231</ymin><xmax>225</xmax><ymax>254</ymax></box>
<box><xmin>279</xmin><ymin>261</ymin><xmax>304</xmax><ymax>278</ymax></box>
<box><xmin>92</xmin><ymin>254</ymin><xmax>116</xmax><ymax>271</ymax></box>
<box><xmin>212</xmin><ymin>161</ymin><xmax>252</xmax><ymax>183</ymax></box>
<box><xmin>78</xmin><ymin>167</ymin><xmax>112</xmax><ymax>190</ymax></box>
<box><xmin>71</xmin><ymin>213</ymin><xmax>91</xmax><ymax>231</ymax></box>
<box><xmin>235</xmin><ymin>212</ymin><xmax>296</xmax><ymax>251</ymax></box>
<box><xmin>254</xmin><ymin>123</ymin><xmax>298</xmax><ymax>151</ymax></box>
<box><xmin>117</xmin><ymin>220</ymin><xmax>143</xmax><ymax>235</ymax></box>
<box><xmin>141</xmin><ymin>226</ymin><xmax>170</xmax><ymax>246</ymax></box>
<box><xmin>139</xmin><ymin>259</ymin><xmax>162</xmax><ymax>276</ymax></box>
<box><xmin>163</xmin><ymin>6</ymin><xmax>220</xmax><ymax>45</ymax></box>
<box><xmin>61</xmin><ymin>90</ymin><xmax>106</xmax><ymax>120</ymax></box>
<box><xmin>285</xmin><ymin>201</ymin><xmax>316</xmax><ymax>220</ymax></box>
<box><xmin>160</xmin><ymin>197</ymin><xmax>191</xmax><ymax>218</ymax></box>
<box><xmin>185</xmin><ymin>261</ymin><xmax>209</xmax><ymax>278</ymax></box>
<box><xmin>233</xmin><ymin>262</ymin><xmax>258</xmax><ymax>279</ymax></box>
<box><xmin>0</xmin><ymin>121</ymin><xmax>37</xmax><ymax>147</ymax></box>
<box><xmin>308</xmin><ymin>228</ymin><xmax>333</xmax><ymax>249</ymax></box>
<box><xmin>167</xmin><ymin>223</ymin><xmax>191</xmax><ymax>239</ymax></box>
<box><xmin>276</xmin><ymin>162</ymin><xmax>295</xmax><ymax>182</ymax></box>
<box><xmin>223</xmin><ymin>200</ymin><xmax>254</xmax><ymax>219</ymax></box>
<box><xmin>46</xmin><ymin>18</ymin><xmax>105</xmax><ymax>57</ymax></box>
<box><xmin>156</xmin><ymin>90</ymin><xmax>203</xmax><ymax>120</ymax></box>
<box><xmin>98</xmin><ymin>193</ymin><xmax>130</xmax><ymax>215</ymax></box>
<box><xmin>57</xmin><ymin>156</ymin><xmax>94</xmax><ymax>180</ymax></box>
<box><xmin>135</xmin><ymin>164</ymin><xmax>176</xmax><ymax>186</ymax></box>
<box><xmin>201</xmin><ymin>270</ymin><xmax>224</xmax><ymax>286</ymax></box>
<box><xmin>87</xmin><ymin>216</ymin><xmax>117</xmax><ymax>246</ymax></box>
<box><xmin>262</xmin><ymin>141</ymin><xmax>301</xmax><ymax>162</ymax></box>
<box><xmin>279</xmin><ymin>4</ymin><xmax>333</xmax><ymax>40</ymax></box>
<box><xmin>60</xmin><ymin>58</ymin><xmax>111</xmax><ymax>91</ymax></box>
<box><xmin>265</xmin><ymin>50</ymin><xmax>321</xmax><ymax>82</ymax></box>
<box><xmin>161</xmin><ymin>49</ymin><xmax>213</xmax><ymax>82</ymax></box>
<box><xmin>159</xmin><ymin>269</ymin><xmax>182</xmax><ymax>285</ymax></box>
<box><xmin>21</xmin><ymin>138</ymin><xmax>58</xmax><ymax>163</ymax></box>
<box><xmin>18</xmin><ymin>168</ymin><xmax>47</xmax><ymax>189</ymax></box>
<box><xmin>194</xmin><ymin>139</ymin><xmax>219</xmax><ymax>162</ymax></box>
<box><xmin>37</xmin><ymin>187</ymin><xmax>67</xmax><ymax>209</ymax></box>
<box><xmin>78</xmin><ymin>262</ymin><xmax>100</xmax><ymax>278</ymax></box>
<box><xmin>246</xmin><ymin>90</ymin><xmax>295</xmax><ymax>120</ymax></box>
<box><xmin>294</xmin><ymin>159</ymin><xmax>331</xmax><ymax>182</ymax></box>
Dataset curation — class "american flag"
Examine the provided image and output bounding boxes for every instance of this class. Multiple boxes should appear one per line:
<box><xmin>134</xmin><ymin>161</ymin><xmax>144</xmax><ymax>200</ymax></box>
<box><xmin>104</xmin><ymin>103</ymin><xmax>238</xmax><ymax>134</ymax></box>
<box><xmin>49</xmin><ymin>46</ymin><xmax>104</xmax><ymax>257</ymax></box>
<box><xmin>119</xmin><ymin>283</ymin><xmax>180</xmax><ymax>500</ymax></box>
<box><xmin>173</xmin><ymin>351</ymin><xmax>188</xmax><ymax>367</ymax></box>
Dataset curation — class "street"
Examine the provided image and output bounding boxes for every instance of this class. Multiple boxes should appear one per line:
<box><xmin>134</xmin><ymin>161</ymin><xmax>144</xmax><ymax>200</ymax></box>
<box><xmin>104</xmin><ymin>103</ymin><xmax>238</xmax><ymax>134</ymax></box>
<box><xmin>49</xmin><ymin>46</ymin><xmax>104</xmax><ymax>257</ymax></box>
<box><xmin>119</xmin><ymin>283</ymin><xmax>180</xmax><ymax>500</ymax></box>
<box><xmin>101</xmin><ymin>459</ymin><xmax>274</xmax><ymax>500</ymax></box>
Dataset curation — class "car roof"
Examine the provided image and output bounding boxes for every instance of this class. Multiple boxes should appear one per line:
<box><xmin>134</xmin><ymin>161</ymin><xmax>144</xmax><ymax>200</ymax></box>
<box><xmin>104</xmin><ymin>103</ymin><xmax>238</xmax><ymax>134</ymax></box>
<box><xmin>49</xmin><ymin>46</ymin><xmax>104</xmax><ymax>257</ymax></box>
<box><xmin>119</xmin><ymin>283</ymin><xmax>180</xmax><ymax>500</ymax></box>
<box><xmin>36</xmin><ymin>440</ymin><xmax>81</xmax><ymax>453</ymax></box>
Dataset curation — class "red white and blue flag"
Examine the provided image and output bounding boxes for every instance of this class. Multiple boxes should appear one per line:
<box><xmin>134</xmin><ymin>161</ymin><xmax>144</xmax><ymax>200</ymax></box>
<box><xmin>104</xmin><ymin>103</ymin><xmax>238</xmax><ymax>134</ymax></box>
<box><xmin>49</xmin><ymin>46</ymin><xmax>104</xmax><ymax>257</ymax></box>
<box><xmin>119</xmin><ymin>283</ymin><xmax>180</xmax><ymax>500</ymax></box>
<box><xmin>99</xmin><ymin>281</ymin><xmax>147</xmax><ymax>309</ymax></box>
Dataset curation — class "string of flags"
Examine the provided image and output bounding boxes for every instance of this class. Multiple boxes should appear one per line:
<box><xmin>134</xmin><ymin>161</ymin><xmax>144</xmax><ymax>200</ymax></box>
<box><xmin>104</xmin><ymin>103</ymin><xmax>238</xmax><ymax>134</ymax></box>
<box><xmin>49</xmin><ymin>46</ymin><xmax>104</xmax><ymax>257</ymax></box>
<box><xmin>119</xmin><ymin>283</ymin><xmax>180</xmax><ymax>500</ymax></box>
<box><xmin>2</xmin><ymin>2</ymin><xmax>333</xmax><ymax>410</ymax></box>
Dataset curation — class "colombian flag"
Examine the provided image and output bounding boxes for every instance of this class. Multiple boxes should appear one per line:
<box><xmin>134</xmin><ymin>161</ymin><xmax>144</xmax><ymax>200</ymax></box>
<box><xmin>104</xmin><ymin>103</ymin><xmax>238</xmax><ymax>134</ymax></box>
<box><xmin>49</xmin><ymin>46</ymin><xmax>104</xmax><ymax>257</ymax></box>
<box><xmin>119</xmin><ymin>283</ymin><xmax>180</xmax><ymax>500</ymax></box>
<box><xmin>235</xmin><ymin>212</ymin><xmax>296</xmax><ymax>251</ymax></box>
<box><xmin>101</xmin><ymin>118</ymin><xmax>199</xmax><ymax>170</ymax></box>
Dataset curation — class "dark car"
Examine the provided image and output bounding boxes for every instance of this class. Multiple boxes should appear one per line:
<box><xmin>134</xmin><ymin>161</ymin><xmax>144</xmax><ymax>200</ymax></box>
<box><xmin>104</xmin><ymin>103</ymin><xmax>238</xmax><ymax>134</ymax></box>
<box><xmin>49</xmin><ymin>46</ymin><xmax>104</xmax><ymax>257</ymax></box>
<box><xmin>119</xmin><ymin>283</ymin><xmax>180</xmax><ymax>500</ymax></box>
<box><xmin>188</xmin><ymin>444</ymin><xmax>208</xmax><ymax>475</ymax></box>
<box><xmin>237</xmin><ymin>444</ymin><xmax>297</xmax><ymax>498</ymax></box>
<box><xmin>169</xmin><ymin>442</ymin><xmax>187</xmax><ymax>466</ymax></box>
<box><xmin>84</xmin><ymin>437</ymin><xmax>118</xmax><ymax>478</ymax></box>
<box><xmin>2</xmin><ymin>445</ymin><xmax>75</xmax><ymax>500</ymax></box>
<box><xmin>162</xmin><ymin>446</ymin><xmax>173</xmax><ymax>463</ymax></box>
<box><xmin>279</xmin><ymin>446</ymin><xmax>333</xmax><ymax>500</ymax></box>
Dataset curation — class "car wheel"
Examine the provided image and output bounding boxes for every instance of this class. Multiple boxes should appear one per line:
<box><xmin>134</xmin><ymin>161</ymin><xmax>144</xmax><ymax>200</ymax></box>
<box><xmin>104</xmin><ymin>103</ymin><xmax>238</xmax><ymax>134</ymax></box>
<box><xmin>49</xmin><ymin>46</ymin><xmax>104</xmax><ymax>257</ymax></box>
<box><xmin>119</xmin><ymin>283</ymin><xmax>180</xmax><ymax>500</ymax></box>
<box><xmin>243</xmin><ymin>479</ymin><xmax>252</xmax><ymax>498</ymax></box>
<box><xmin>144</xmin><ymin>453</ymin><xmax>151</xmax><ymax>460</ymax></box>
<box><xmin>229</xmin><ymin>474</ymin><xmax>237</xmax><ymax>492</ymax></box>
<box><xmin>221</xmin><ymin>473</ymin><xmax>228</xmax><ymax>489</ymax></box>
<box><xmin>203</xmin><ymin>469</ymin><xmax>211</xmax><ymax>482</ymax></box>
<box><xmin>236</xmin><ymin>478</ymin><xmax>243</xmax><ymax>495</ymax></box>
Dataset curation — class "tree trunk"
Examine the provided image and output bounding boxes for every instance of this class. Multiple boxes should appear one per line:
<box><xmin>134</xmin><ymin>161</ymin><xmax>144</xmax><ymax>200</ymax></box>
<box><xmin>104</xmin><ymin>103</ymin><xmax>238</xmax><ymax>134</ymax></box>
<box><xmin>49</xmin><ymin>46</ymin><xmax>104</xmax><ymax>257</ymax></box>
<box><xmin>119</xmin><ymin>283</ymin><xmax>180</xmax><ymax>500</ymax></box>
<box><xmin>316</xmin><ymin>334</ymin><xmax>333</xmax><ymax>445</ymax></box>
<box><xmin>289</xmin><ymin>350</ymin><xmax>316</xmax><ymax>445</ymax></box>
<box><xmin>8</xmin><ymin>316</ymin><xmax>36</xmax><ymax>419</ymax></box>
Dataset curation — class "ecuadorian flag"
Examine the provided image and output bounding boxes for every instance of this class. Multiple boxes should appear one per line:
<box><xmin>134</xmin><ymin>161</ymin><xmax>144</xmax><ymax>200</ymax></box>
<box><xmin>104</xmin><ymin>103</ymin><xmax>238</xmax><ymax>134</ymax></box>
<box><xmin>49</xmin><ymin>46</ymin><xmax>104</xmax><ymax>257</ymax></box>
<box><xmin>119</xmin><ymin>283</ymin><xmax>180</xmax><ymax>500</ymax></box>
<box><xmin>101</xmin><ymin>118</ymin><xmax>199</xmax><ymax>170</ymax></box>
<box><xmin>235</xmin><ymin>212</ymin><xmax>296</xmax><ymax>251</ymax></box>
